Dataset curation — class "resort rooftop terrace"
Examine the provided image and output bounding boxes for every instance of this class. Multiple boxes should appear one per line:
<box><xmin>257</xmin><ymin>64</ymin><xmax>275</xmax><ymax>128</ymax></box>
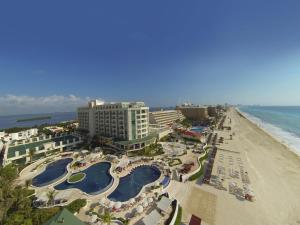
<box><xmin>7</xmin><ymin>135</ymin><xmax>79</xmax><ymax>158</ymax></box>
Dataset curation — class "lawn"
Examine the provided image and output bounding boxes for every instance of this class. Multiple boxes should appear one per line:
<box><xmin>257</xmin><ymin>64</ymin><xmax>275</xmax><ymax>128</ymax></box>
<box><xmin>168</xmin><ymin>158</ymin><xmax>182</xmax><ymax>167</ymax></box>
<box><xmin>128</xmin><ymin>143</ymin><xmax>164</xmax><ymax>157</ymax></box>
<box><xmin>68</xmin><ymin>172</ymin><xmax>86</xmax><ymax>183</ymax></box>
<box><xmin>188</xmin><ymin>150</ymin><xmax>209</xmax><ymax>181</ymax></box>
<box><xmin>174</xmin><ymin>206</ymin><xmax>182</xmax><ymax>225</ymax></box>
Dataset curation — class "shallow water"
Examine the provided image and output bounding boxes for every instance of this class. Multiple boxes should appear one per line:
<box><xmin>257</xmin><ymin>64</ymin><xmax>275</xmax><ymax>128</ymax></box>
<box><xmin>238</xmin><ymin>106</ymin><xmax>300</xmax><ymax>155</ymax></box>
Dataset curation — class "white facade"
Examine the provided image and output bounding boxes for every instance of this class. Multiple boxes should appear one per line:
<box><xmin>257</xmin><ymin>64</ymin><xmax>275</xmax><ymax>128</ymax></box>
<box><xmin>149</xmin><ymin>110</ymin><xmax>185</xmax><ymax>126</ymax></box>
<box><xmin>77</xmin><ymin>100</ymin><xmax>149</xmax><ymax>141</ymax></box>
<box><xmin>2</xmin><ymin>133</ymin><xmax>82</xmax><ymax>166</ymax></box>
<box><xmin>1</xmin><ymin>128</ymin><xmax>39</xmax><ymax>141</ymax></box>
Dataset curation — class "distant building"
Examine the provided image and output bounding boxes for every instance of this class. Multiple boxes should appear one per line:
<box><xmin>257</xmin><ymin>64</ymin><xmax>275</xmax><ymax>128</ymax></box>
<box><xmin>44</xmin><ymin>126</ymin><xmax>64</xmax><ymax>133</ymax></box>
<box><xmin>149</xmin><ymin>125</ymin><xmax>173</xmax><ymax>140</ymax></box>
<box><xmin>207</xmin><ymin>106</ymin><xmax>217</xmax><ymax>117</ymax></box>
<box><xmin>43</xmin><ymin>208</ymin><xmax>85</xmax><ymax>225</ymax></box>
<box><xmin>77</xmin><ymin>100</ymin><xmax>156</xmax><ymax>151</ymax></box>
<box><xmin>149</xmin><ymin>110</ymin><xmax>185</xmax><ymax>126</ymax></box>
<box><xmin>176</xmin><ymin>104</ymin><xmax>208</xmax><ymax>121</ymax></box>
<box><xmin>0</xmin><ymin>128</ymin><xmax>39</xmax><ymax>142</ymax></box>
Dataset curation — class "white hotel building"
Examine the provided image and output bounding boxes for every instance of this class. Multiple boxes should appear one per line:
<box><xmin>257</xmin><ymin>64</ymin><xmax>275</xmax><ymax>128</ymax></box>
<box><xmin>78</xmin><ymin>100</ymin><xmax>157</xmax><ymax>151</ymax></box>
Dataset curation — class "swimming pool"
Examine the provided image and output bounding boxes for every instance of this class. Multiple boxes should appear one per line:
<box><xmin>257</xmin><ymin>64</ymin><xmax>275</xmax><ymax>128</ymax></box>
<box><xmin>108</xmin><ymin>165</ymin><xmax>161</xmax><ymax>202</ymax></box>
<box><xmin>55</xmin><ymin>162</ymin><xmax>113</xmax><ymax>195</ymax></box>
<box><xmin>191</xmin><ymin>126</ymin><xmax>206</xmax><ymax>133</ymax></box>
<box><xmin>32</xmin><ymin>158</ymin><xmax>73</xmax><ymax>187</ymax></box>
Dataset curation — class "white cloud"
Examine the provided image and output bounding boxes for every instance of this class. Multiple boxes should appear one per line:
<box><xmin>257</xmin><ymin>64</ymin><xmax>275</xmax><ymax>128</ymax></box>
<box><xmin>0</xmin><ymin>94</ymin><xmax>102</xmax><ymax>115</ymax></box>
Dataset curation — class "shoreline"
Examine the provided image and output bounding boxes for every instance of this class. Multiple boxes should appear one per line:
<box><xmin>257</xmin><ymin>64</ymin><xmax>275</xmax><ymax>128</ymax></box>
<box><xmin>235</xmin><ymin>107</ymin><xmax>300</xmax><ymax>157</ymax></box>
<box><xmin>211</xmin><ymin>107</ymin><xmax>300</xmax><ymax>225</ymax></box>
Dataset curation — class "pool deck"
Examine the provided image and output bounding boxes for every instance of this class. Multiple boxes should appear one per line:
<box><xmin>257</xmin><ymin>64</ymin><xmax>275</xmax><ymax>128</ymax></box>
<box><xmin>17</xmin><ymin>141</ymin><xmax>204</xmax><ymax>225</ymax></box>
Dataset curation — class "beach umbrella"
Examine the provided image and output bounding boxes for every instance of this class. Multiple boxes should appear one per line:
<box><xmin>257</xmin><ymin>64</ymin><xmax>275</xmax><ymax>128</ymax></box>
<box><xmin>115</xmin><ymin>202</ymin><xmax>122</xmax><ymax>209</ymax></box>
<box><xmin>143</xmin><ymin>201</ymin><xmax>149</xmax><ymax>208</ymax></box>
<box><xmin>136</xmin><ymin>205</ymin><xmax>143</xmax><ymax>213</ymax></box>
<box><xmin>148</xmin><ymin>197</ymin><xmax>153</xmax><ymax>203</ymax></box>
<box><xmin>129</xmin><ymin>198</ymin><xmax>135</xmax><ymax>204</ymax></box>
<box><xmin>109</xmin><ymin>201</ymin><xmax>115</xmax><ymax>208</ymax></box>
<box><xmin>141</xmin><ymin>193</ymin><xmax>146</xmax><ymax>198</ymax></box>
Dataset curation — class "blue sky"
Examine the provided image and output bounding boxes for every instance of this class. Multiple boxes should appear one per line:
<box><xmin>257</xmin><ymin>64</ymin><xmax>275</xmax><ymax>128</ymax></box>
<box><xmin>1</xmin><ymin>0</ymin><xmax>300</xmax><ymax>115</ymax></box>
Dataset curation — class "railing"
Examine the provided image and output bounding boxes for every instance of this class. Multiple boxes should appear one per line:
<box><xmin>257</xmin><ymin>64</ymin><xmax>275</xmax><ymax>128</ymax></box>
<box><xmin>169</xmin><ymin>200</ymin><xmax>179</xmax><ymax>225</ymax></box>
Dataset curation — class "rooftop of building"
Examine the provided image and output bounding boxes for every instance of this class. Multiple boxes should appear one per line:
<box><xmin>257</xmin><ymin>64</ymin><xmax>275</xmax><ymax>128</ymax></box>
<box><xmin>150</xmin><ymin>109</ymin><xmax>182</xmax><ymax>114</ymax></box>
<box><xmin>177</xmin><ymin>104</ymin><xmax>207</xmax><ymax>109</ymax></box>
<box><xmin>43</xmin><ymin>208</ymin><xmax>85</xmax><ymax>225</ymax></box>
<box><xmin>79</xmin><ymin>100</ymin><xmax>148</xmax><ymax>110</ymax></box>
<box><xmin>7</xmin><ymin>135</ymin><xmax>79</xmax><ymax>158</ymax></box>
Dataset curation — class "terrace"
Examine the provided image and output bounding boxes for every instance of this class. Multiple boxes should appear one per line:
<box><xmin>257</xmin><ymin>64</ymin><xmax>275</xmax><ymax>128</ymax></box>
<box><xmin>7</xmin><ymin>134</ymin><xmax>80</xmax><ymax>159</ymax></box>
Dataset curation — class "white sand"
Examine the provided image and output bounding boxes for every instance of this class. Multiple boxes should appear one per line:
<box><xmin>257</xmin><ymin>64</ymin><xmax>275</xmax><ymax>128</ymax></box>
<box><xmin>168</xmin><ymin>107</ymin><xmax>300</xmax><ymax>225</ymax></box>
<box><xmin>211</xmin><ymin>108</ymin><xmax>300</xmax><ymax>225</ymax></box>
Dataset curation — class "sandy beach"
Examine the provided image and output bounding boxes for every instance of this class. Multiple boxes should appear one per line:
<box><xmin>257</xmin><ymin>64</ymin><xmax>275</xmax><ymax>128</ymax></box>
<box><xmin>168</xmin><ymin>107</ymin><xmax>300</xmax><ymax>225</ymax></box>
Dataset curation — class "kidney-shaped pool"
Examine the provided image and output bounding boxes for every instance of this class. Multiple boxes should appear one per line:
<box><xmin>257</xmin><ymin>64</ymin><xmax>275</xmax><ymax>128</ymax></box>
<box><xmin>108</xmin><ymin>165</ymin><xmax>161</xmax><ymax>202</ymax></box>
<box><xmin>55</xmin><ymin>162</ymin><xmax>113</xmax><ymax>195</ymax></box>
<box><xmin>32</xmin><ymin>158</ymin><xmax>73</xmax><ymax>187</ymax></box>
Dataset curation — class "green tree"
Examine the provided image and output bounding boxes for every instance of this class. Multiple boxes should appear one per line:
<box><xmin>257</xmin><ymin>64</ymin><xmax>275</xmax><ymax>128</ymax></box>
<box><xmin>100</xmin><ymin>210</ymin><xmax>113</xmax><ymax>225</ymax></box>
<box><xmin>25</xmin><ymin>179</ymin><xmax>32</xmax><ymax>188</ymax></box>
<box><xmin>46</xmin><ymin>190</ymin><xmax>57</xmax><ymax>206</ymax></box>
<box><xmin>65</xmin><ymin>199</ymin><xmax>87</xmax><ymax>213</ymax></box>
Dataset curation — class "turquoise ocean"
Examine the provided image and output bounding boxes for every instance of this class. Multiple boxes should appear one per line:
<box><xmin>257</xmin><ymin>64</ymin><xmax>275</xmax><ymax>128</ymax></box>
<box><xmin>238</xmin><ymin>106</ymin><xmax>300</xmax><ymax>155</ymax></box>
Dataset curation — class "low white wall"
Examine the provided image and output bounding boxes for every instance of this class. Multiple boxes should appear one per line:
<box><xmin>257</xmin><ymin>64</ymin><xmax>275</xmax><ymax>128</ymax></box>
<box><xmin>182</xmin><ymin>147</ymin><xmax>208</xmax><ymax>182</ymax></box>
<box><xmin>169</xmin><ymin>200</ymin><xmax>179</xmax><ymax>225</ymax></box>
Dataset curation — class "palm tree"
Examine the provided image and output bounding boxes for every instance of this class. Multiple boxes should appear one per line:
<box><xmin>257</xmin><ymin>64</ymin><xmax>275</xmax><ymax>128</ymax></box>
<box><xmin>100</xmin><ymin>210</ymin><xmax>113</xmax><ymax>225</ymax></box>
<box><xmin>28</xmin><ymin>148</ymin><xmax>36</xmax><ymax>163</ymax></box>
<box><xmin>25</xmin><ymin>179</ymin><xmax>32</xmax><ymax>188</ymax></box>
<box><xmin>46</xmin><ymin>190</ymin><xmax>57</xmax><ymax>206</ymax></box>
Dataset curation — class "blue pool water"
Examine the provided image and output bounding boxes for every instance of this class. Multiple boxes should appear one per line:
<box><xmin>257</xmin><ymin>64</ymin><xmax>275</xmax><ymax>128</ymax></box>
<box><xmin>108</xmin><ymin>165</ymin><xmax>161</xmax><ymax>202</ymax></box>
<box><xmin>32</xmin><ymin>158</ymin><xmax>73</xmax><ymax>187</ymax></box>
<box><xmin>55</xmin><ymin>162</ymin><xmax>113</xmax><ymax>195</ymax></box>
<box><xmin>191</xmin><ymin>126</ymin><xmax>205</xmax><ymax>133</ymax></box>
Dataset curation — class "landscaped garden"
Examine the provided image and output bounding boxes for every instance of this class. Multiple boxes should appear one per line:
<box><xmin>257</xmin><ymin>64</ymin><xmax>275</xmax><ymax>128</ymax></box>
<box><xmin>0</xmin><ymin>165</ymin><xmax>87</xmax><ymax>225</ymax></box>
<box><xmin>127</xmin><ymin>143</ymin><xmax>164</xmax><ymax>157</ymax></box>
<box><xmin>174</xmin><ymin>206</ymin><xmax>182</xmax><ymax>225</ymax></box>
<box><xmin>168</xmin><ymin>158</ymin><xmax>182</xmax><ymax>167</ymax></box>
<box><xmin>67</xmin><ymin>172</ymin><xmax>86</xmax><ymax>183</ymax></box>
<box><xmin>188</xmin><ymin>149</ymin><xmax>209</xmax><ymax>181</ymax></box>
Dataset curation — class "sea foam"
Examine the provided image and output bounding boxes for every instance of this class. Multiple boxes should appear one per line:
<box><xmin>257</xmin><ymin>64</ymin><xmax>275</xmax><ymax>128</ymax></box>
<box><xmin>237</xmin><ymin>108</ymin><xmax>300</xmax><ymax>156</ymax></box>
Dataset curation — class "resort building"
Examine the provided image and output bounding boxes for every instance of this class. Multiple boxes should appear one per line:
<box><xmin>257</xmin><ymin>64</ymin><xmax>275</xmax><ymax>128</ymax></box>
<box><xmin>181</xmin><ymin>130</ymin><xmax>206</xmax><ymax>143</ymax></box>
<box><xmin>44</xmin><ymin>126</ymin><xmax>65</xmax><ymax>133</ymax></box>
<box><xmin>0</xmin><ymin>128</ymin><xmax>39</xmax><ymax>142</ymax></box>
<box><xmin>176</xmin><ymin>104</ymin><xmax>209</xmax><ymax>121</ymax></box>
<box><xmin>149</xmin><ymin>109</ymin><xmax>185</xmax><ymax>126</ymax></box>
<box><xmin>43</xmin><ymin>208</ymin><xmax>85</xmax><ymax>225</ymax></box>
<box><xmin>207</xmin><ymin>106</ymin><xmax>217</xmax><ymax>117</ymax></box>
<box><xmin>77</xmin><ymin>100</ymin><xmax>156</xmax><ymax>151</ymax></box>
<box><xmin>1</xmin><ymin>133</ymin><xmax>82</xmax><ymax>166</ymax></box>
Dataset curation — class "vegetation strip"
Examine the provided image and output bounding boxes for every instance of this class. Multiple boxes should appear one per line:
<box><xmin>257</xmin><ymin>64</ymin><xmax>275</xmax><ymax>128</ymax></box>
<box><xmin>0</xmin><ymin>165</ymin><xmax>86</xmax><ymax>225</ymax></box>
<box><xmin>188</xmin><ymin>149</ymin><xmax>209</xmax><ymax>181</ymax></box>
<box><xmin>174</xmin><ymin>206</ymin><xmax>182</xmax><ymax>225</ymax></box>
